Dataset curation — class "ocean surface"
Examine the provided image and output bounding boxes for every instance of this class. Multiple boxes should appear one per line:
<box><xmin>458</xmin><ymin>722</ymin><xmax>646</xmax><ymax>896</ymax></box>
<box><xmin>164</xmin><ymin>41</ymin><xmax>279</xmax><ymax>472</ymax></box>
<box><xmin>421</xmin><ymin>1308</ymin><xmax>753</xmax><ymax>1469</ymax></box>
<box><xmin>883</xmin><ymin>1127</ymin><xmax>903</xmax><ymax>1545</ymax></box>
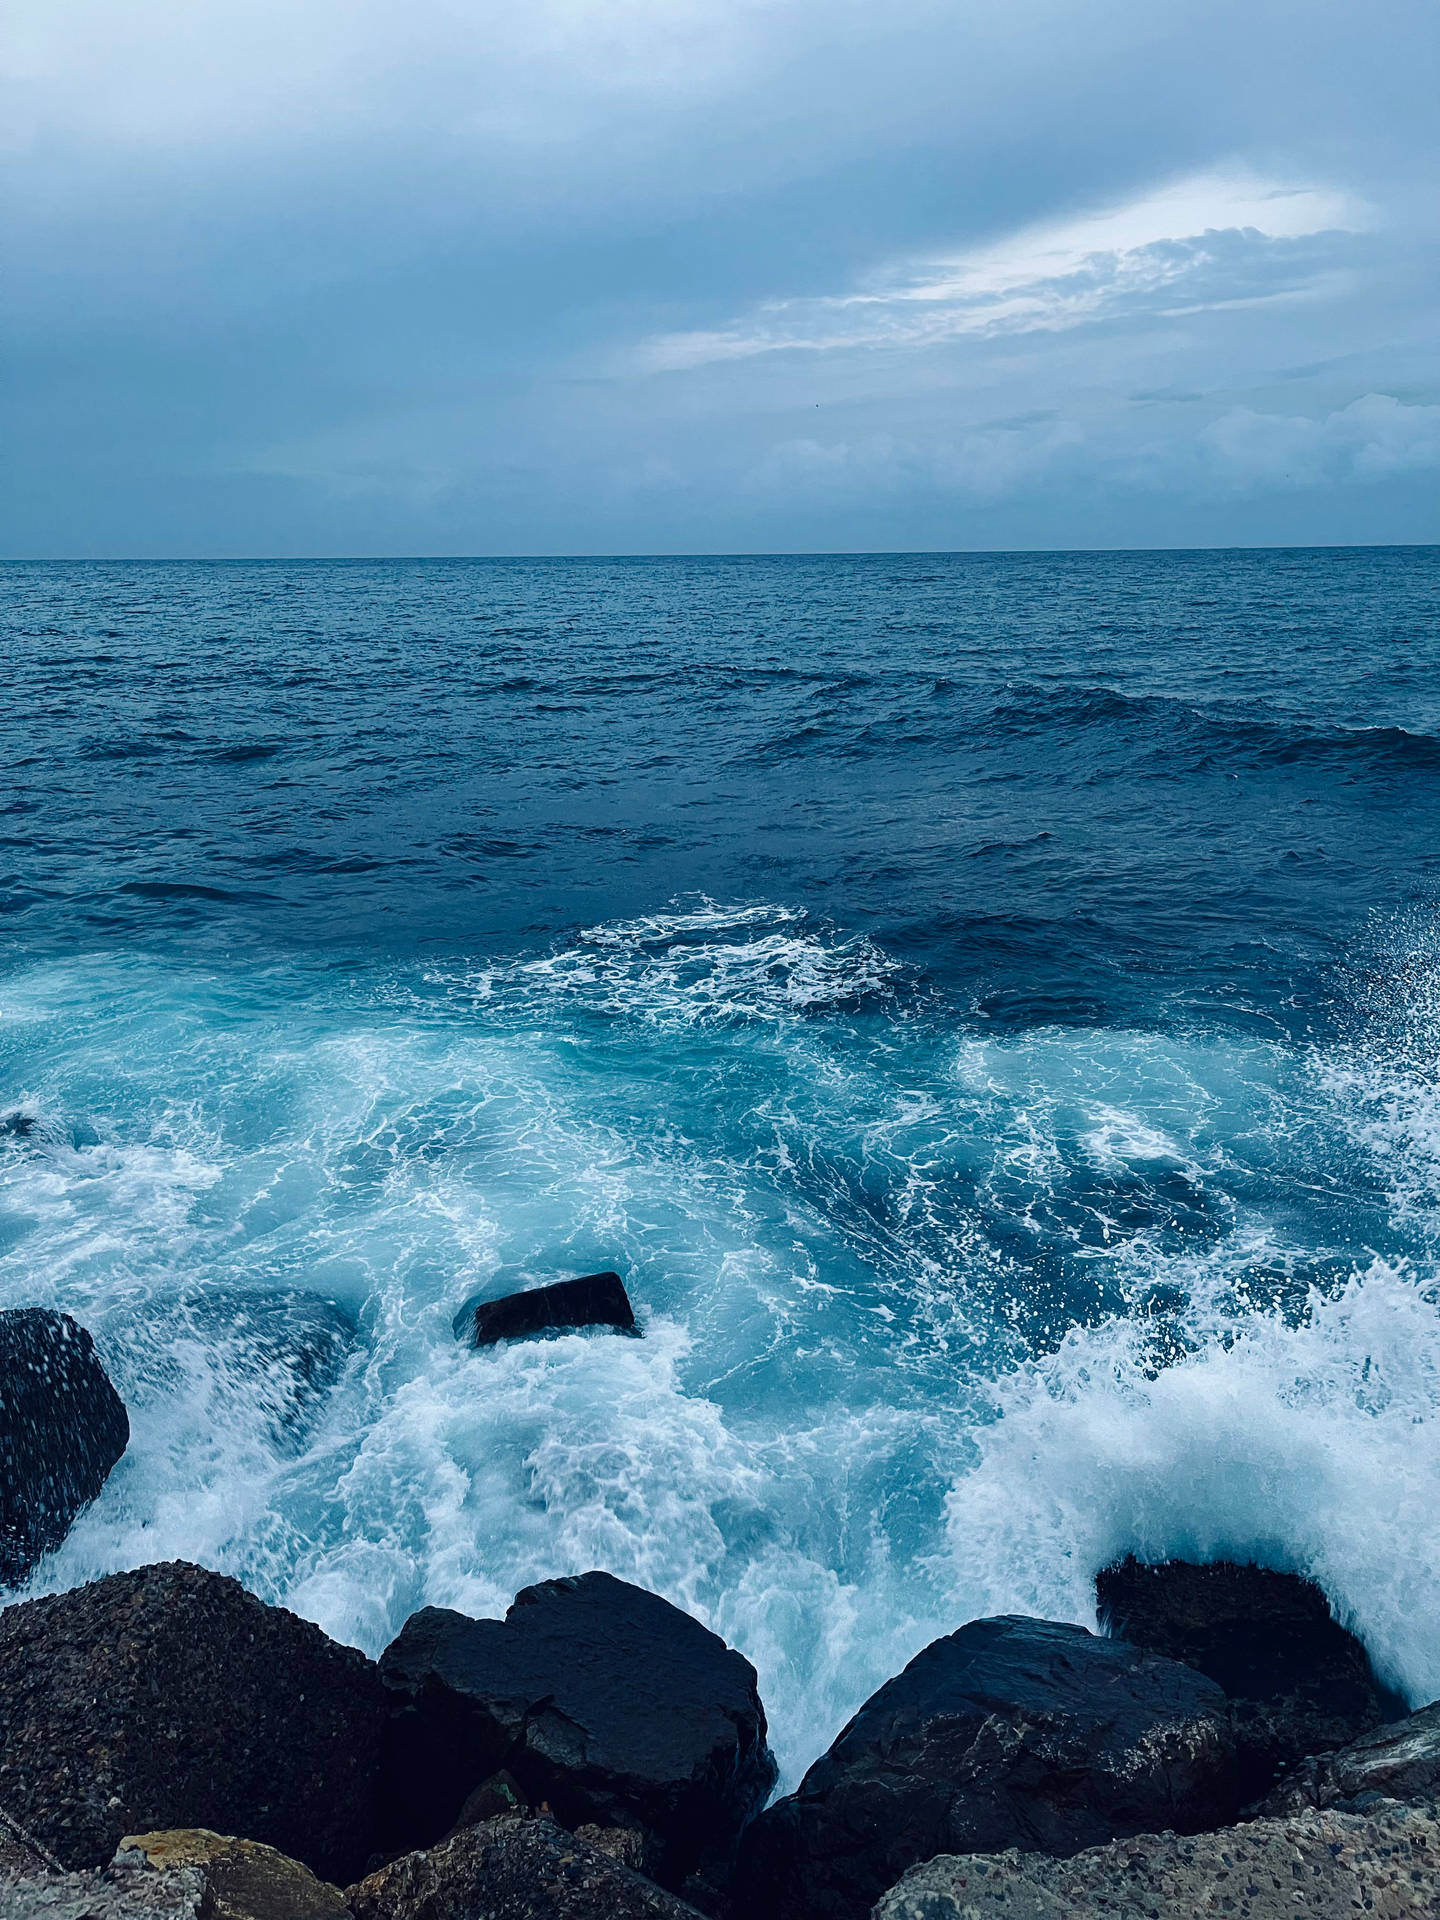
<box><xmin>2</xmin><ymin>547</ymin><xmax>1439</xmax><ymax>1783</ymax></box>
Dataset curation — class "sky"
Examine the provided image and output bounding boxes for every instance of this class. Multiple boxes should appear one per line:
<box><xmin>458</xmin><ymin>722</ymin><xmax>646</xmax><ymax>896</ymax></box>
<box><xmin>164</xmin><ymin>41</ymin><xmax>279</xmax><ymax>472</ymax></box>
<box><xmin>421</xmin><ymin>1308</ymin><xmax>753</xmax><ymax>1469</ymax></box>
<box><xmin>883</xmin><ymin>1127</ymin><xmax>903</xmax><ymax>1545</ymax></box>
<box><xmin>3</xmin><ymin>0</ymin><xmax>1437</xmax><ymax>556</ymax></box>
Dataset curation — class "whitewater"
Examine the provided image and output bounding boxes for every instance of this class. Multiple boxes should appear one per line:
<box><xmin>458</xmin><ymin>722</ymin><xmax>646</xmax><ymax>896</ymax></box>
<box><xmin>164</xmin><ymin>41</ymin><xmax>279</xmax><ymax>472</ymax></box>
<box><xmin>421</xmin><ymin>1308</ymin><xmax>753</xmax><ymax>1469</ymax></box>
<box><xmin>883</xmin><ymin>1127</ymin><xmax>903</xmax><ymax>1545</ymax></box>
<box><xmin>2</xmin><ymin>548</ymin><xmax>1438</xmax><ymax>1786</ymax></box>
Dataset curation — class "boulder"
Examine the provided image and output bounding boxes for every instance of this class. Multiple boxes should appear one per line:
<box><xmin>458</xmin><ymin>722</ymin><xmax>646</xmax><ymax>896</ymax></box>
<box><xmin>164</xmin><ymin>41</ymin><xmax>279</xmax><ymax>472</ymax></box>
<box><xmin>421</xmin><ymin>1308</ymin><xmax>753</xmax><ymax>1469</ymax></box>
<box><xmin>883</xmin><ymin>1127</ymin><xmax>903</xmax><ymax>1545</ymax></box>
<box><xmin>1</xmin><ymin>1829</ymin><xmax>348</xmax><ymax>1920</ymax></box>
<box><xmin>0</xmin><ymin>1307</ymin><xmax>130</xmax><ymax>1587</ymax></box>
<box><xmin>871</xmin><ymin>1802</ymin><xmax>1440</xmax><ymax>1920</ymax></box>
<box><xmin>1097</xmin><ymin>1557</ymin><xmax>1390</xmax><ymax>1794</ymax></box>
<box><xmin>0</xmin><ymin>1561</ymin><xmax>387</xmax><ymax>1881</ymax></box>
<box><xmin>1259</xmin><ymin>1696</ymin><xmax>1440</xmax><ymax>1815</ymax></box>
<box><xmin>166</xmin><ymin>1288</ymin><xmax>358</xmax><ymax>1449</ymax></box>
<box><xmin>452</xmin><ymin>1273</ymin><xmax>636</xmax><ymax>1347</ymax></box>
<box><xmin>378</xmin><ymin>1570</ymin><xmax>776</xmax><ymax>1886</ymax></box>
<box><xmin>734</xmin><ymin>1614</ymin><xmax>1239</xmax><ymax>1920</ymax></box>
<box><xmin>345</xmin><ymin>1815</ymin><xmax>705</xmax><ymax>1920</ymax></box>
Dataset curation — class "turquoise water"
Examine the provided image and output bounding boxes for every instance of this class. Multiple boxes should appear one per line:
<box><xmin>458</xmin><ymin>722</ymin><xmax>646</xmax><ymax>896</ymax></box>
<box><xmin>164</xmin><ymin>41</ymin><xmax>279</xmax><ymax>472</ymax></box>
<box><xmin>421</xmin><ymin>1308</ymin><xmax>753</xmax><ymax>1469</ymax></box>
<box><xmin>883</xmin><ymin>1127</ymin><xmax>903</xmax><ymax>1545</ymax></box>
<box><xmin>3</xmin><ymin>550</ymin><xmax>1439</xmax><ymax>1781</ymax></box>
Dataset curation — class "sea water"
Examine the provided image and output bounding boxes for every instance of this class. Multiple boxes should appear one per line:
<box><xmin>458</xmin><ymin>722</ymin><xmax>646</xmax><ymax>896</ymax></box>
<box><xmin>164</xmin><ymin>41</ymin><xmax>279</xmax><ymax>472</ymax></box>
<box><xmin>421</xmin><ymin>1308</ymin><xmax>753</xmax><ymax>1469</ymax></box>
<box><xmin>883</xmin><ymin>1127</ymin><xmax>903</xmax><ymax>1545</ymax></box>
<box><xmin>1</xmin><ymin>548</ymin><xmax>1438</xmax><ymax>1784</ymax></box>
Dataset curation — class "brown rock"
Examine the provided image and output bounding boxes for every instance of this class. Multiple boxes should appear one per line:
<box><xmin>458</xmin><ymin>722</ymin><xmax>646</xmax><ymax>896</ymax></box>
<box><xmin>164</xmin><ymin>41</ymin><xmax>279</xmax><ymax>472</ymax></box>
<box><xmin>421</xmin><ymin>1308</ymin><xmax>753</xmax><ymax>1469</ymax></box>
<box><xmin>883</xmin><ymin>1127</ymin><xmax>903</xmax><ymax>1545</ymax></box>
<box><xmin>345</xmin><ymin>1815</ymin><xmax>706</xmax><ymax>1920</ymax></box>
<box><xmin>118</xmin><ymin>1831</ymin><xmax>350</xmax><ymax>1920</ymax></box>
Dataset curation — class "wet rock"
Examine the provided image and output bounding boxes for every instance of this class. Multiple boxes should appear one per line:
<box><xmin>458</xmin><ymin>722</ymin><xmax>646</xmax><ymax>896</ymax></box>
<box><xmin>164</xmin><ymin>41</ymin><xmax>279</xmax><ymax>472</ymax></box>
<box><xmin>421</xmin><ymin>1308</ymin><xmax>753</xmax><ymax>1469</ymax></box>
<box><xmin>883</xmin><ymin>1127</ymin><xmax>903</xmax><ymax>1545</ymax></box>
<box><xmin>1259</xmin><ymin>1696</ymin><xmax>1440</xmax><ymax>1815</ymax></box>
<box><xmin>734</xmin><ymin>1614</ymin><xmax>1239</xmax><ymax>1920</ymax></box>
<box><xmin>871</xmin><ymin>1801</ymin><xmax>1440</xmax><ymax>1920</ymax></box>
<box><xmin>0</xmin><ymin>1307</ymin><xmax>130</xmax><ymax>1587</ymax></box>
<box><xmin>0</xmin><ymin>1561</ymin><xmax>387</xmax><ymax>1881</ymax></box>
<box><xmin>452</xmin><ymin>1272</ymin><xmax>635</xmax><ymax>1346</ymax></box>
<box><xmin>379</xmin><ymin>1569</ymin><xmax>776</xmax><ymax>1887</ymax></box>
<box><xmin>345</xmin><ymin>1815</ymin><xmax>705</xmax><ymax>1920</ymax></box>
<box><xmin>147</xmin><ymin>1288</ymin><xmax>358</xmax><ymax>1451</ymax></box>
<box><xmin>116</xmin><ymin>1831</ymin><xmax>350</xmax><ymax>1920</ymax></box>
<box><xmin>1097</xmin><ymin>1556</ymin><xmax>1390</xmax><ymax>1795</ymax></box>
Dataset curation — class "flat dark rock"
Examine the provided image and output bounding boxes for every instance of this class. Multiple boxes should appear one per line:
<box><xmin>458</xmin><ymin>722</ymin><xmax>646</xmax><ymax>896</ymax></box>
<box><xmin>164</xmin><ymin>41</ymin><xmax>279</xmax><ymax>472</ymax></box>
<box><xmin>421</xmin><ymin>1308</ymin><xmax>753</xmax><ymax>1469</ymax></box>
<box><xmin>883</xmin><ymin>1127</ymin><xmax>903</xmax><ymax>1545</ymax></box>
<box><xmin>378</xmin><ymin>1570</ymin><xmax>776</xmax><ymax>1887</ymax></box>
<box><xmin>346</xmin><ymin>1815</ymin><xmax>706</xmax><ymax>1920</ymax></box>
<box><xmin>452</xmin><ymin>1272</ymin><xmax>636</xmax><ymax>1346</ymax></box>
<box><xmin>1097</xmin><ymin>1557</ymin><xmax>1391</xmax><ymax>1795</ymax></box>
<box><xmin>0</xmin><ymin>1307</ymin><xmax>130</xmax><ymax>1587</ymax></box>
<box><xmin>734</xmin><ymin>1613</ymin><xmax>1240</xmax><ymax>1920</ymax></box>
<box><xmin>0</xmin><ymin>1560</ymin><xmax>387</xmax><ymax>1881</ymax></box>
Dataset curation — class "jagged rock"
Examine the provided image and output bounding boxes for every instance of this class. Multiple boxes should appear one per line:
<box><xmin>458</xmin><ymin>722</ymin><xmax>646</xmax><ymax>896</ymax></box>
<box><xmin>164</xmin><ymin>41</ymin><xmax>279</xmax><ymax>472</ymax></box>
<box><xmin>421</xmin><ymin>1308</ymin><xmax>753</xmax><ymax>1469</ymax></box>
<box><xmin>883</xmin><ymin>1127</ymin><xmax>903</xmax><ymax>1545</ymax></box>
<box><xmin>1259</xmin><ymin>1696</ymin><xmax>1440</xmax><ymax>1815</ymax></box>
<box><xmin>871</xmin><ymin>1802</ymin><xmax>1440</xmax><ymax>1919</ymax></box>
<box><xmin>1097</xmin><ymin>1556</ymin><xmax>1390</xmax><ymax>1795</ymax></box>
<box><xmin>346</xmin><ymin>1816</ymin><xmax>705</xmax><ymax>1920</ymax></box>
<box><xmin>116</xmin><ymin>1831</ymin><xmax>349</xmax><ymax>1920</ymax></box>
<box><xmin>0</xmin><ymin>1307</ymin><xmax>130</xmax><ymax>1586</ymax></box>
<box><xmin>0</xmin><ymin>1561</ymin><xmax>387</xmax><ymax>1881</ymax></box>
<box><xmin>734</xmin><ymin>1614</ymin><xmax>1239</xmax><ymax>1920</ymax></box>
<box><xmin>379</xmin><ymin>1570</ymin><xmax>776</xmax><ymax>1887</ymax></box>
<box><xmin>452</xmin><ymin>1272</ymin><xmax>636</xmax><ymax>1346</ymax></box>
<box><xmin>0</xmin><ymin>1828</ymin><xmax>347</xmax><ymax>1920</ymax></box>
<box><xmin>450</xmin><ymin>1771</ymin><xmax>530</xmax><ymax>1831</ymax></box>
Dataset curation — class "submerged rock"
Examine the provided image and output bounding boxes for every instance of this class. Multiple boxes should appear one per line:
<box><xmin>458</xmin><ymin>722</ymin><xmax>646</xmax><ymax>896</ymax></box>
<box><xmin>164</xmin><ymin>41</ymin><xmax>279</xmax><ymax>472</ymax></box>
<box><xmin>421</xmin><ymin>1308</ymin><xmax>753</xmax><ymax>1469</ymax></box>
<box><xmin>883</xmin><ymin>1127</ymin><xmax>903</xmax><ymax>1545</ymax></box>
<box><xmin>1260</xmin><ymin>1696</ymin><xmax>1440</xmax><ymax>1815</ymax></box>
<box><xmin>0</xmin><ymin>1561</ymin><xmax>387</xmax><ymax>1881</ymax></box>
<box><xmin>345</xmin><ymin>1815</ymin><xmax>706</xmax><ymax>1920</ymax></box>
<box><xmin>1097</xmin><ymin>1556</ymin><xmax>1390</xmax><ymax>1794</ymax></box>
<box><xmin>734</xmin><ymin>1614</ymin><xmax>1239</xmax><ymax>1920</ymax></box>
<box><xmin>452</xmin><ymin>1271</ymin><xmax>636</xmax><ymax>1346</ymax></box>
<box><xmin>0</xmin><ymin>1307</ymin><xmax>130</xmax><ymax>1587</ymax></box>
<box><xmin>872</xmin><ymin>1801</ymin><xmax>1440</xmax><ymax>1920</ymax></box>
<box><xmin>378</xmin><ymin>1569</ymin><xmax>776</xmax><ymax>1887</ymax></box>
<box><xmin>174</xmin><ymin>1287</ymin><xmax>358</xmax><ymax>1447</ymax></box>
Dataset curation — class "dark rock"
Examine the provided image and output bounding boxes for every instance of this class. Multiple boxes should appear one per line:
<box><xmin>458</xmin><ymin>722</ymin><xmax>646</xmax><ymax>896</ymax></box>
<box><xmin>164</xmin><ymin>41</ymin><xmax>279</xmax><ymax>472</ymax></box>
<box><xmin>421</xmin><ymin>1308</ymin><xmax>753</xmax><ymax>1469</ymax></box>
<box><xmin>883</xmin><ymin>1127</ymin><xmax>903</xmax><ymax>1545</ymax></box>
<box><xmin>168</xmin><ymin>1288</ymin><xmax>358</xmax><ymax>1449</ymax></box>
<box><xmin>450</xmin><ymin>1772</ymin><xmax>530</xmax><ymax>1831</ymax></box>
<box><xmin>872</xmin><ymin>1803</ymin><xmax>1440</xmax><ymax>1920</ymax></box>
<box><xmin>345</xmin><ymin>1815</ymin><xmax>705</xmax><ymax>1920</ymax></box>
<box><xmin>1259</xmin><ymin>1696</ymin><xmax>1440</xmax><ymax>1815</ymax></box>
<box><xmin>0</xmin><ymin>1561</ymin><xmax>387</xmax><ymax>1881</ymax></box>
<box><xmin>734</xmin><ymin>1614</ymin><xmax>1239</xmax><ymax>1920</ymax></box>
<box><xmin>452</xmin><ymin>1272</ymin><xmax>635</xmax><ymax>1347</ymax></box>
<box><xmin>378</xmin><ymin>1570</ymin><xmax>776</xmax><ymax>1888</ymax></box>
<box><xmin>0</xmin><ymin>1308</ymin><xmax>130</xmax><ymax>1587</ymax></box>
<box><xmin>1097</xmin><ymin>1557</ymin><xmax>1391</xmax><ymax>1795</ymax></box>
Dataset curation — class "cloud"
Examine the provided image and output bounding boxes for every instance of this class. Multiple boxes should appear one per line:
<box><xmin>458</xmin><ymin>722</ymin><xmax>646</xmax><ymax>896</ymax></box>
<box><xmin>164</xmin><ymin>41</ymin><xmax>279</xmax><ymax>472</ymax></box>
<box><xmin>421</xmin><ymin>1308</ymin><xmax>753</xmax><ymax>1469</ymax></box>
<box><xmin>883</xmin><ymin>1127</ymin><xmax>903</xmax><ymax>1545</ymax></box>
<box><xmin>1200</xmin><ymin>394</ymin><xmax>1440</xmax><ymax>491</ymax></box>
<box><xmin>640</xmin><ymin>172</ymin><xmax>1371</xmax><ymax>370</ymax></box>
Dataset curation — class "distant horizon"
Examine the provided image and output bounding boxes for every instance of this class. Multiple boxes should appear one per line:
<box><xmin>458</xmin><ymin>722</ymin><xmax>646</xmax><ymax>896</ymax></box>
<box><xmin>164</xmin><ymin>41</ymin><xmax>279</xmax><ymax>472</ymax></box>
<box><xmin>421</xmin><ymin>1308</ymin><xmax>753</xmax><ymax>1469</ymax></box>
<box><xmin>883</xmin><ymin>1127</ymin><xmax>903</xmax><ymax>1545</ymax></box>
<box><xmin>6</xmin><ymin>539</ymin><xmax>1438</xmax><ymax>567</ymax></box>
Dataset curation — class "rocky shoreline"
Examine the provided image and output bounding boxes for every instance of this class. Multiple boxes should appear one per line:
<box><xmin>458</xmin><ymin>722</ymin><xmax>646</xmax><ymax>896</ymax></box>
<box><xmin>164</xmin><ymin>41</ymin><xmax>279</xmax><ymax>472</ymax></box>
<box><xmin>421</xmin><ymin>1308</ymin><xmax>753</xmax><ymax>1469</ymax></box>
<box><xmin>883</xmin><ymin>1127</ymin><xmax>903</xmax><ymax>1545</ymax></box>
<box><xmin>3</xmin><ymin>1302</ymin><xmax>1439</xmax><ymax>1917</ymax></box>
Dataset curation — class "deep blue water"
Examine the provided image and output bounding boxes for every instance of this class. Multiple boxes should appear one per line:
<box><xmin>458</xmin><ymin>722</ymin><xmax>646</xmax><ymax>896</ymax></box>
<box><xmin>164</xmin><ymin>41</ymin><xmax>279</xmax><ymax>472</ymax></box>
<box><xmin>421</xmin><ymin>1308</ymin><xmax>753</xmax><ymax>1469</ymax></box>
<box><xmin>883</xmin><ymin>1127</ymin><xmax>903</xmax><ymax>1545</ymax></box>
<box><xmin>2</xmin><ymin>548</ymin><xmax>1439</xmax><ymax>1780</ymax></box>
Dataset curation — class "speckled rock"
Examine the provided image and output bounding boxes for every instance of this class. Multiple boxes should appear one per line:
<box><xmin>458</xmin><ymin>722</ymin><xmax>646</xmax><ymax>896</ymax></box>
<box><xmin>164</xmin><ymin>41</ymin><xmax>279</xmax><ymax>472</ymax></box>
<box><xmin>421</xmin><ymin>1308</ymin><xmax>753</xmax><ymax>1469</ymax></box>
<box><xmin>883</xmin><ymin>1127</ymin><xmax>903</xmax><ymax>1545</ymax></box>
<box><xmin>871</xmin><ymin>1802</ymin><xmax>1440</xmax><ymax>1918</ymax></box>
<box><xmin>344</xmin><ymin>1814</ymin><xmax>707</xmax><ymax>1920</ymax></box>
<box><xmin>1260</xmin><ymin>1698</ymin><xmax>1440</xmax><ymax>1815</ymax></box>
<box><xmin>0</xmin><ymin>1562</ymin><xmax>387</xmax><ymax>1880</ymax></box>
<box><xmin>117</xmin><ymin>1831</ymin><xmax>350</xmax><ymax>1920</ymax></box>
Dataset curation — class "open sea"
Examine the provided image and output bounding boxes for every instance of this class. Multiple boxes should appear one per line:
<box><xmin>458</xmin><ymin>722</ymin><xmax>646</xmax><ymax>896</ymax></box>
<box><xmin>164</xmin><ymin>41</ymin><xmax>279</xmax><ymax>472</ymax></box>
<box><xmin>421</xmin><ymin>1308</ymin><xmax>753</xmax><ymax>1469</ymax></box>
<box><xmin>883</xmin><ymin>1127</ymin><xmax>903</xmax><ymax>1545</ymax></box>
<box><xmin>2</xmin><ymin>547</ymin><xmax>1439</xmax><ymax>1784</ymax></box>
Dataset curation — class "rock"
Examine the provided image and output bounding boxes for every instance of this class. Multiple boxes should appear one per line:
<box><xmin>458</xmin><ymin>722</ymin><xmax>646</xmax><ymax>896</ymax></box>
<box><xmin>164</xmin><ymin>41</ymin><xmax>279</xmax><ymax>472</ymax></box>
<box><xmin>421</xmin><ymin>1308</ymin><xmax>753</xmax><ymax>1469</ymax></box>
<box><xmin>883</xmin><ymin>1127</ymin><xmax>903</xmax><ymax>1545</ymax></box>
<box><xmin>1259</xmin><ymin>1696</ymin><xmax>1440</xmax><ymax>1815</ymax></box>
<box><xmin>450</xmin><ymin>1771</ymin><xmax>530</xmax><ymax>1832</ymax></box>
<box><xmin>734</xmin><ymin>1614</ymin><xmax>1240</xmax><ymax>1920</ymax></box>
<box><xmin>871</xmin><ymin>1802</ymin><xmax>1440</xmax><ymax>1919</ymax></box>
<box><xmin>116</xmin><ymin>1832</ymin><xmax>349</xmax><ymax>1920</ymax></box>
<box><xmin>345</xmin><ymin>1815</ymin><xmax>705</xmax><ymax>1920</ymax></box>
<box><xmin>0</xmin><ymin>1307</ymin><xmax>130</xmax><ymax>1587</ymax></box>
<box><xmin>452</xmin><ymin>1272</ymin><xmax>636</xmax><ymax>1346</ymax></box>
<box><xmin>127</xmin><ymin>1289</ymin><xmax>358</xmax><ymax>1453</ymax></box>
<box><xmin>0</xmin><ymin>1561</ymin><xmax>387</xmax><ymax>1881</ymax></box>
<box><xmin>1097</xmin><ymin>1556</ymin><xmax>1390</xmax><ymax>1795</ymax></box>
<box><xmin>0</xmin><ymin>1828</ymin><xmax>347</xmax><ymax>1920</ymax></box>
<box><xmin>378</xmin><ymin>1570</ymin><xmax>776</xmax><ymax>1886</ymax></box>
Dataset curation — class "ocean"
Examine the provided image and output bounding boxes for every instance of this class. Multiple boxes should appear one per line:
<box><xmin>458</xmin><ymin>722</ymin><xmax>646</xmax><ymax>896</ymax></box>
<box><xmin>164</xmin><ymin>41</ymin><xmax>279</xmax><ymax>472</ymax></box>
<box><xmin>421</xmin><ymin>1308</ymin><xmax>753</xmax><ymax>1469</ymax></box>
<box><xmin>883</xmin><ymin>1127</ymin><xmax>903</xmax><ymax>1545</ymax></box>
<box><xmin>2</xmin><ymin>546</ymin><xmax>1438</xmax><ymax>1784</ymax></box>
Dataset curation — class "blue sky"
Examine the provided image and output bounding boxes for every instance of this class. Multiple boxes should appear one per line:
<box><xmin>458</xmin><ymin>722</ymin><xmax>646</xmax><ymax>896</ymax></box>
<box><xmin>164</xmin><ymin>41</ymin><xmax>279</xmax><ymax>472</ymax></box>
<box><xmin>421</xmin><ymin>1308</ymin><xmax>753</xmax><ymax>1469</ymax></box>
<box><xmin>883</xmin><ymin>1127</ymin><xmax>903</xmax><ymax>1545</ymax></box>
<box><xmin>3</xmin><ymin>0</ymin><xmax>1437</xmax><ymax>555</ymax></box>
